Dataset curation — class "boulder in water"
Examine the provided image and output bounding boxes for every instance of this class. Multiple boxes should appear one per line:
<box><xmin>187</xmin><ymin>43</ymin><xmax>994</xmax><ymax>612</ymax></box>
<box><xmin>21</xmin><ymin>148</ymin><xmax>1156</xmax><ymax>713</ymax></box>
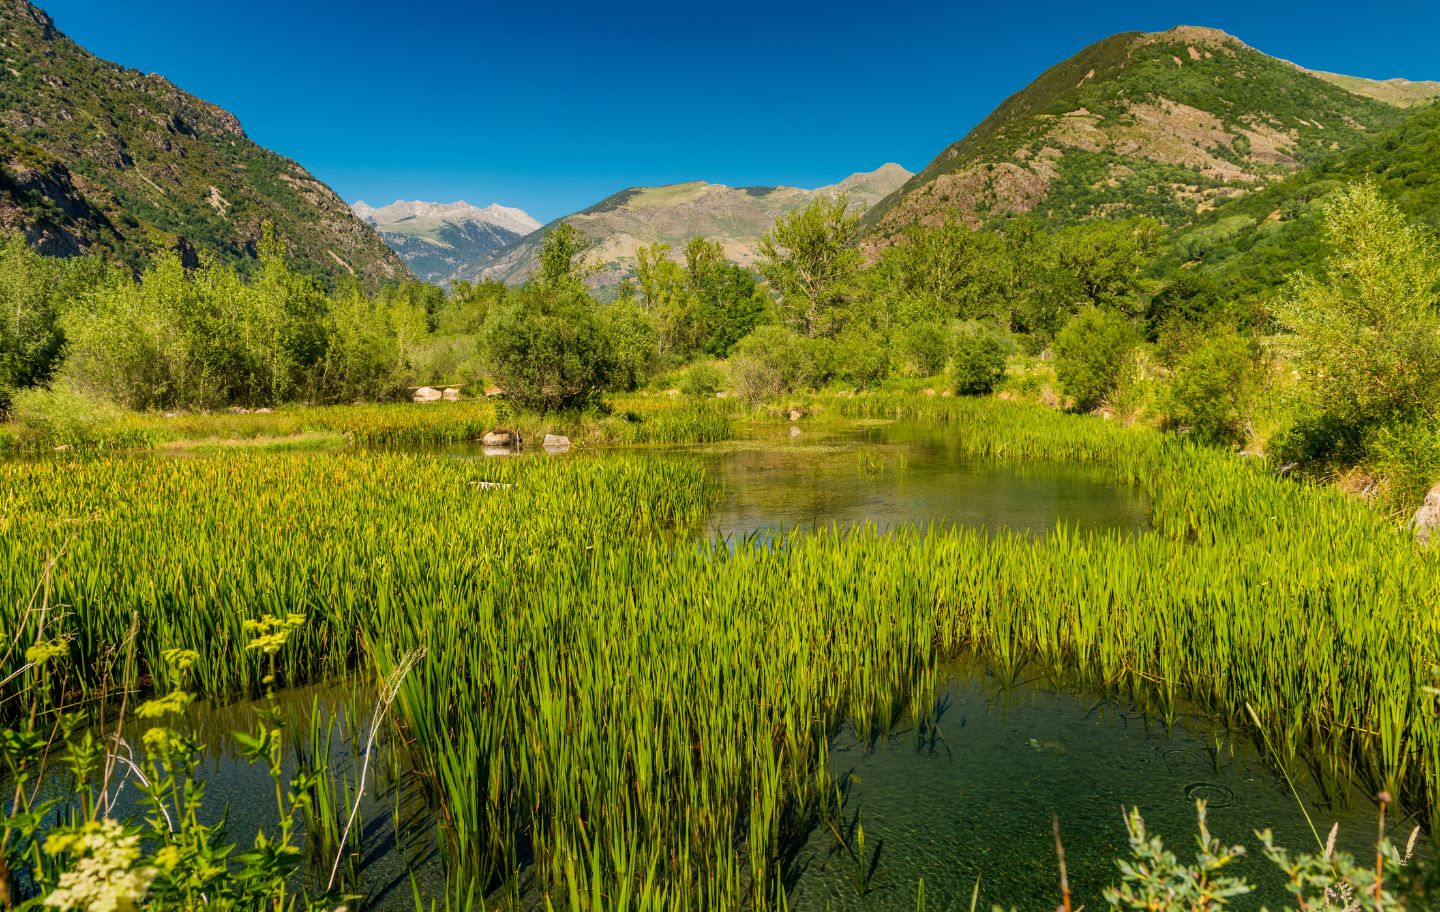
<box><xmin>412</xmin><ymin>386</ymin><xmax>442</xmax><ymax>403</ymax></box>
<box><xmin>442</xmin><ymin>387</ymin><xmax>461</xmax><ymax>401</ymax></box>
<box><xmin>482</xmin><ymin>429</ymin><xmax>516</xmax><ymax>447</ymax></box>
<box><xmin>543</xmin><ymin>434</ymin><xmax>570</xmax><ymax>452</ymax></box>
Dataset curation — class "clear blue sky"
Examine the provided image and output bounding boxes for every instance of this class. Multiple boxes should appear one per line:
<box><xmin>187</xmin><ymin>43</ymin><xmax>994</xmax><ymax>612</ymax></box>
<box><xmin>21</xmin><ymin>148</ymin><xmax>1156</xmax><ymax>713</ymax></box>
<box><xmin>37</xmin><ymin>0</ymin><xmax>1440</xmax><ymax>221</ymax></box>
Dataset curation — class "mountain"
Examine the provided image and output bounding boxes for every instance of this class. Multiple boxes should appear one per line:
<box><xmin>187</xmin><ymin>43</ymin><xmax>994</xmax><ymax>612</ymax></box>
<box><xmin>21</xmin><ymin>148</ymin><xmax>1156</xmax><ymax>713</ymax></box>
<box><xmin>858</xmin><ymin>26</ymin><xmax>1437</xmax><ymax>254</ymax></box>
<box><xmin>0</xmin><ymin>0</ymin><xmax>408</xmax><ymax>286</ymax></box>
<box><xmin>352</xmin><ymin>200</ymin><xmax>540</xmax><ymax>285</ymax></box>
<box><xmin>1165</xmin><ymin>99</ymin><xmax>1440</xmax><ymax>303</ymax></box>
<box><xmin>471</xmin><ymin>163</ymin><xmax>911</xmax><ymax>290</ymax></box>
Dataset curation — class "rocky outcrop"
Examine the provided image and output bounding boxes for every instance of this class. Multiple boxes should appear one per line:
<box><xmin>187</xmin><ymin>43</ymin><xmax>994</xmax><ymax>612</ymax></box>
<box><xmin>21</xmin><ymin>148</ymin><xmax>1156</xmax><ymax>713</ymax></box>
<box><xmin>1411</xmin><ymin>483</ymin><xmax>1440</xmax><ymax>545</ymax></box>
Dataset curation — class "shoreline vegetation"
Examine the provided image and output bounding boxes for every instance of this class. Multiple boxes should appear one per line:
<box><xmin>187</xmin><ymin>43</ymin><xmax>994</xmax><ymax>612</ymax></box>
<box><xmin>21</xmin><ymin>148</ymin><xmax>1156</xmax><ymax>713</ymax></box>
<box><xmin>5</xmin><ymin>394</ymin><xmax>1440</xmax><ymax>907</ymax></box>
<box><xmin>3</xmin><ymin>142</ymin><xmax>1440</xmax><ymax>911</ymax></box>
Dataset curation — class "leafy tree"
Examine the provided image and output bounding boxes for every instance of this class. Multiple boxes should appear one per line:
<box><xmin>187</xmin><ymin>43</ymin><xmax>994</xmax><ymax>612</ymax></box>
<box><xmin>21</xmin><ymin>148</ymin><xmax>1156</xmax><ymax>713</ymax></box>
<box><xmin>880</xmin><ymin>219</ymin><xmax>1015</xmax><ymax>322</ymax></box>
<box><xmin>948</xmin><ymin>330</ymin><xmax>1008</xmax><ymax>395</ymax></box>
<box><xmin>1161</xmin><ymin>328</ymin><xmax>1261</xmax><ymax>446</ymax></box>
<box><xmin>894</xmin><ymin>321</ymin><xmax>949</xmax><ymax>377</ymax></box>
<box><xmin>635</xmin><ymin>239</ymin><xmax>766</xmax><ymax>360</ymax></box>
<box><xmin>0</xmin><ymin>234</ymin><xmax>105</xmax><ymax>411</ymax></box>
<box><xmin>758</xmin><ymin>197</ymin><xmax>862</xmax><ymax>338</ymax></box>
<box><xmin>1052</xmin><ymin>216</ymin><xmax>1163</xmax><ymax>315</ymax></box>
<box><xmin>538</xmin><ymin>222</ymin><xmax>595</xmax><ymax>290</ymax></box>
<box><xmin>600</xmin><ymin>299</ymin><xmax>659</xmax><ymax>392</ymax></box>
<box><xmin>481</xmin><ymin>229</ymin><xmax>615</xmax><ymax>412</ymax></box>
<box><xmin>1269</xmin><ymin>182</ymin><xmax>1440</xmax><ymax>457</ymax></box>
<box><xmin>1054</xmin><ymin>306</ymin><xmax>1142</xmax><ymax>411</ymax></box>
<box><xmin>316</xmin><ymin>287</ymin><xmax>427</xmax><ymax>402</ymax></box>
<box><xmin>481</xmin><ymin>283</ymin><xmax>614</xmax><ymax>412</ymax></box>
<box><xmin>684</xmin><ymin>239</ymin><xmax>767</xmax><ymax>358</ymax></box>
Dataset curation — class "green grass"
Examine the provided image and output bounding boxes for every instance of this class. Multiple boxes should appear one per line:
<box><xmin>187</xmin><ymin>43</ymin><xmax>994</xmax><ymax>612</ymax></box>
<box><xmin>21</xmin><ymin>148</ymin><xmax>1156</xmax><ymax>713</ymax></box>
<box><xmin>0</xmin><ymin>396</ymin><xmax>739</xmax><ymax>456</ymax></box>
<box><xmin>4</xmin><ymin>394</ymin><xmax>1437</xmax><ymax>907</ymax></box>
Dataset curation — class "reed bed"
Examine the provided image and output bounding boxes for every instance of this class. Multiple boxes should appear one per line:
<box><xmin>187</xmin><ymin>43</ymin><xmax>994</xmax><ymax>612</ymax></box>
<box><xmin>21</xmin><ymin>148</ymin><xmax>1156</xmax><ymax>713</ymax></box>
<box><xmin>0</xmin><ymin>395</ymin><xmax>736</xmax><ymax>454</ymax></box>
<box><xmin>3</xmin><ymin>395</ymin><xmax>1438</xmax><ymax>908</ymax></box>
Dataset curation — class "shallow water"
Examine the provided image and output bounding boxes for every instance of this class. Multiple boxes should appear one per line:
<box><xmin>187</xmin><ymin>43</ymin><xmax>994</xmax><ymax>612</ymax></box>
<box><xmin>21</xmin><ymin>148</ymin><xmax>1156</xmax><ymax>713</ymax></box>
<box><xmin>439</xmin><ymin>419</ymin><xmax>1151</xmax><ymax>541</ymax></box>
<box><xmin>786</xmin><ymin>660</ymin><xmax>1395</xmax><ymax>911</ymax></box>
<box><xmin>688</xmin><ymin>421</ymin><xmax>1148</xmax><ymax>541</ymax></box>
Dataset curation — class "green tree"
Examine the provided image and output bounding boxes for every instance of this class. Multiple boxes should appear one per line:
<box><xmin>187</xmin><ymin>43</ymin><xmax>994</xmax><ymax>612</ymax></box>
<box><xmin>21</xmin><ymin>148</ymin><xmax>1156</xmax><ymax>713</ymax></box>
<box><xmin>1052</xmin><ymin>217</ymin><xmax>1163</xmax><ymax>315</ymax></box>
<box><xmin>1162</xmin><ymin>328</ymin><xmax>1261</xmax><ymax>446</ymax></box>
<box><xmin>1269</xmin><ymin>182</ymin><xmax>1440</xmax><ymax>455</ymax></box>
<box><xmin>538</xmin><ymin>222</ymin><xmax>595</xmax><ymax>290</ymax></box>
<box><xmin>948</xmin><ymin>330</ymin><xmax>1008</xmax><ymax>396</ymax></box>
<box><xmin>482</xmin><ymin>229</ymin><xmax>615</xmax><ymax>412</ymax></box>
<box><xmin>1054</xmin><ymin>306</ymin><xmax>1142</xmax><ymax>411</ymax></box>
<box><xmin>316</xmin><ymin>287</ymin><xmax>427</xmax><ymax>402</ymax></box>
<box><xmin>600</xmin><ymin>299</ymin><xmax>659</xmax><ymax>392</ymax></box>
<box><xmin>758</xmin><ymin>197</ymin><xmax>862</xmax><ymax>338</ymax></box>
<box><xmin>0</xmin><ymin>234</ymin><xmax>100</xmax><ymax>411</ymax></box>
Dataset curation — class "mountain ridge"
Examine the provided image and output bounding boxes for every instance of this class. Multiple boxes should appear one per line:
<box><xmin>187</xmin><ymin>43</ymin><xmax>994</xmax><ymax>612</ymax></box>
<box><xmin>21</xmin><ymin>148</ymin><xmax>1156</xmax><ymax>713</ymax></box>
<box><xmin>0</xmin><ymin>0</ymin><xmax>409</xmax><ymax>286</ymax></box>
<box><xmin>469</xmin><ymin>163</ymin><xmax>912</xmax><ymax>290</ymax></box>
<box><xmin>352</xmin><ymin>199</ymin><xmax>541</xmax><ymax>285</ymax></box>
<box><xmin>858</xmin><ymin>25</ymin><xmax>1433</xmax><ymax>253</ymax></box>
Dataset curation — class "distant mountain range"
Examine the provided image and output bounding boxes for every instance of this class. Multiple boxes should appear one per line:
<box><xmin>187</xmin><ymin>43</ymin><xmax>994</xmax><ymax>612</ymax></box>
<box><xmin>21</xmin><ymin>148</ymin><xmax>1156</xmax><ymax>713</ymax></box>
<box><xmin>857</xmin><ymin>26</ymin><xmax>1440</xmax><ymax>253</ymax></box>
<box><xmin>453</xmin><ymin>163</ymin><xmax>912</xmax><ymax>291</ymax></box>
<box><xmin>0</xmin><ymin>0</ymin><xmax>407</xmax><ymax>286</ymax></box>
<box><xmin>352</xmin><ymin>200</ymin><xmax>541</xmax><ymax>285</ymax></box>
<box><xmin>5</xmin><ymin>2</ymin><xmax>1439</xmax><ymax>300</ymax></box>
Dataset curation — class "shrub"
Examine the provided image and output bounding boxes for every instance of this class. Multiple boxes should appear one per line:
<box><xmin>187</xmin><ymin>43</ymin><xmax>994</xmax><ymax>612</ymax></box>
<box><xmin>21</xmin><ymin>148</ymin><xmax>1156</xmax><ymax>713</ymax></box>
<box><xmin>1365</xmin><ymin>419</ymin><xmax>1440</xmax><ymax>514</ymax></box>
<box><xmin>948</xmin><ymin>330</ymin><xmax>1007</xmax><ymax>396</ymax></box>
<box><xmin>1161</xmin><ymin>328</ymin><xmax>1261</xmax><ymax>446</ymax></box>
<box><xmin>481</xmin><ymin>284</ymin><xmax>615</xmax><ymax>413</ymax></box>
<box><xmin>728</xmin><ymin>325</ymin><xmax>804</xmax><ymax>405</ymax></box>
<box><xmin>894</xmin><ymin>321</ymin><xmax>949</xmax><ymax>377</ymax></box>
<box><xmin>833</xmin><ymin>329</ymin><xmax>890</xmax><ymax>389</ymax></box>
<box><xmin>679</xmin><ymin>362</ymin><xmax>725</xmax><ymax>398</ymax></box>
<box><xmin>1269</xmin><ymin>182</ymin><xmax>1440</xmax><ymax>455</ymax></box>
<box><xmin>1053</xmin><ymin>306</ymin><xmax>1141</xmax><ymax>411</ymax></box>
<box><xmin>8</xmin><ymin>382</ymin><xmax>139</xmax><ymax>449</ymax></box>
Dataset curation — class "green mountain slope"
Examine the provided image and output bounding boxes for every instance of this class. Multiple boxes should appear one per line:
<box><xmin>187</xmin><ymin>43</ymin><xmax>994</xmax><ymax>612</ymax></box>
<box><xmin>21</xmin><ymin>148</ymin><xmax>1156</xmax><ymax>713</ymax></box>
<box><xmin>1166</xmin><ymin>99</ymin><xmax>1440</xmax><ymax>301</ymax></box>
<box><xmin>859</xmin><ymin>26</ymin><xmax>1425</xmax><ymax>254</ymax></box>
<box><xmin>0</xmin><ymin>0</ymin><xmax>409</xmax><ymax>286</ymax></box>
<box><xmin>473</xmin><ymin>164</ymin><xmax>911</xmax><ymax>290</ymax></box>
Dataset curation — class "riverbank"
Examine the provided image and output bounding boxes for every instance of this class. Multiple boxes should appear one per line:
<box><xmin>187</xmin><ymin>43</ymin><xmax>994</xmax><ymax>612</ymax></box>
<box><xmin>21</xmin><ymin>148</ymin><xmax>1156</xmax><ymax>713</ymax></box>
<box><xmin>3</xmin><ymin>396</ymin><xmax>1435</xmax><ymax>908</ymax></box>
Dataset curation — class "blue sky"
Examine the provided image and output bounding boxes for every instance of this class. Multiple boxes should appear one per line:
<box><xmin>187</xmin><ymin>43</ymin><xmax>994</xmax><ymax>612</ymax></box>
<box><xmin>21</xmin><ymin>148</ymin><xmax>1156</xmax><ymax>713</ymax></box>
<box><xmin>38</xmin><ymin>0</ymin><xmax>1440</xmax><ymax>221</ymax></box>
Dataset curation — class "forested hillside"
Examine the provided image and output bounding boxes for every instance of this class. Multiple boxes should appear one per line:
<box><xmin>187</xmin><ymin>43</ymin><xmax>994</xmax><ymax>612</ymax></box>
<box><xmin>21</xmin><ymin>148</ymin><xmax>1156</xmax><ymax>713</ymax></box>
<box><xmin>0</xmin><ymin>0</ymin><xmax>408</xmax><ymax>286</ymax></box>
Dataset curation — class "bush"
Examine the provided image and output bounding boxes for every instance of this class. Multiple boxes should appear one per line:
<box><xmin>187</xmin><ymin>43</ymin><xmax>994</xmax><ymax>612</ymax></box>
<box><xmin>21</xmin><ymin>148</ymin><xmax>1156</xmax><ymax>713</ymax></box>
<box><xmin>481</xmin><ymin>284</ymin><xmax>615</xmax><ymax>413</ymax></box>
<box><xmin>600</xmin><ymin>300</ymin><xmax>659</xmax><ymax>392</ymax></box>
<box><xmin>679</xmin><ymin>362</ymin><xmax>725</xmax><ymax>398</ymax></box>
<box><xmin>1053</xmin><ymin>307</ymin><xmax>1141</xmax><ymax>411</ymax></box>
<box><xmin>1269</xmin><ymin>182</ymin><xmax>1440</xmax><ymax>454</ymax></box>
<box><xmin>948</xmin><ymin>330</ymin><xmax>1007</xmax><ymax>396</ymax></box>
<box><xmin>7</xmin><ymin>383</ymin><xmax>146</xmax><ymax>450</ymax></box>
<box><xmin>833</xmin><ymin>329</ymin><xmax>890</xmax><ymax>389</ymax></box>
<box><xmin>1161</xmin><ymin>328</ymin><xmax>1260</xmax><ymax>446</ymax></box>
<box><xmin>894</xmin><ymin>321</ymin><xmax>949</xmax><ymax>378</ymax></box>
<box><xmin>728</xmin><ymin>325</ymin><xmax>805</xmax><ymax>405</ymax></box>
<box><xmin>1364</xmin><ymin>419</ymin><xmax>1440</xmax><ymax>514</ymax></box>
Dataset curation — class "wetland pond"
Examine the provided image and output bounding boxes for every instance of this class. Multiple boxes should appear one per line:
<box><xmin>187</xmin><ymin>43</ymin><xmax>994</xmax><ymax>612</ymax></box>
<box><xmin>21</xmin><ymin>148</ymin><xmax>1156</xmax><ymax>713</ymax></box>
<box><xmin>69</xmin><ymin>420</ymin><xmax>1404</xmax><ymax>907</ymax></box>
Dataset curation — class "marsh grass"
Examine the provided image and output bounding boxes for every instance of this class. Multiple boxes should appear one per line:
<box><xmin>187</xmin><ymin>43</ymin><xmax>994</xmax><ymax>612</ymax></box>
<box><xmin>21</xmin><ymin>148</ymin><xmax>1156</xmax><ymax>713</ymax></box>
<box><xmin>4</xmin><ymin>394</ymin><xmax>1440</xmax><ymax>907</ymax></box>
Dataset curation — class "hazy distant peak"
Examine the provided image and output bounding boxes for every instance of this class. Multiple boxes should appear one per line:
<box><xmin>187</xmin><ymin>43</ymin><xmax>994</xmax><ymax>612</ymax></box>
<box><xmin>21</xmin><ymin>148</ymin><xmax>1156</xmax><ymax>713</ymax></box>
<box><xmin>353</xmin><ymin>200</ymin><xmax>541</xmax><ymax>236</ymax></box>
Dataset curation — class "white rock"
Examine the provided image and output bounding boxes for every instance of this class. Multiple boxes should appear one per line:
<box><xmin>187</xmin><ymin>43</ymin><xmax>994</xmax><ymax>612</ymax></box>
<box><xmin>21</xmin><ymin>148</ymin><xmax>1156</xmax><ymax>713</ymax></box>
<box><xmin>413</xmin><ymin>386</ymin><xmax>442</xmax><ymax>403</ymax></box>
